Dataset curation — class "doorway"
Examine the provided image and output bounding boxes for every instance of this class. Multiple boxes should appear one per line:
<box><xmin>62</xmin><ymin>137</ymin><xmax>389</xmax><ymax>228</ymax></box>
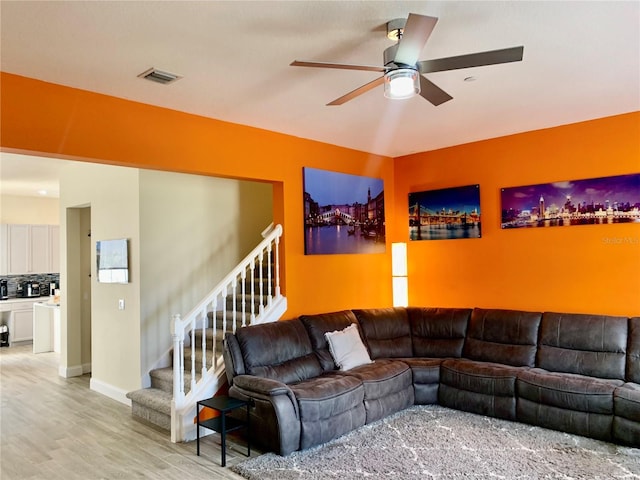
<box><xmin>63</xmin><ymin>205</ymin><xmax>92</xmax><ymax>377</ymax></box>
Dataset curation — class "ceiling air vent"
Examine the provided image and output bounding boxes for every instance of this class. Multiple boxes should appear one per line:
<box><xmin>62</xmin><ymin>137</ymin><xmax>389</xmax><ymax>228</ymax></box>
<box><xmin>137</xmin><ymin>68</ymin><xmax>182</xmax><ymax>85</ymax></box>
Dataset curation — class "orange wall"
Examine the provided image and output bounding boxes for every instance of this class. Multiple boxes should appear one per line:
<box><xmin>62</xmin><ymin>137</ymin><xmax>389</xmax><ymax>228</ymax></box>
<box><xmin>1</xmin><ymin>72</ymin><xmax>395</xmax><ymax>316</ymax></box>
<box><xmin>3</xmin><ymin>73</ymin><xmax>639</xmax><ymax>318</ymax></box>
<box><xmin>392</xmin><ymin>112</ymin><xmax>640</xmax><ymax>317</ymax></box>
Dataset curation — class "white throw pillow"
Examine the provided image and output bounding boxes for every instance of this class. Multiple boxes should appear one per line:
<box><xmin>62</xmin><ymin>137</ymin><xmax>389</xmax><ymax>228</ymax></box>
<box><xmin>325</xmin><ymin>323</ymin><xmax>373</xmax><ymax>371</ymax></box>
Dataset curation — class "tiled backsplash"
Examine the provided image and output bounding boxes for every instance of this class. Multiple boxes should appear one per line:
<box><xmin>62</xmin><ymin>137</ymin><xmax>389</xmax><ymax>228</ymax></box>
<box><xmin>2</xmin><ymin>274</ymin><xmax>60</xmax><ymax>298</ymax></box>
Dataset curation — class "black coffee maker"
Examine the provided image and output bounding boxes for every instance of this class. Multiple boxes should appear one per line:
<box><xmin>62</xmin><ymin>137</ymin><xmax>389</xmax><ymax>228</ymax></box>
<box><xmin>0</xmin><ymin>280</ymin><xmax>8</xmax><ymax>300</ymax></box>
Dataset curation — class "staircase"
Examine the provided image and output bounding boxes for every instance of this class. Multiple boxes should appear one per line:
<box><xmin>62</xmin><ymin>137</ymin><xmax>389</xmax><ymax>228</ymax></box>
<box><xmin>126</xmin><ymin>224</ymin><xmax>286</xmax><ymax>442</ymax></box>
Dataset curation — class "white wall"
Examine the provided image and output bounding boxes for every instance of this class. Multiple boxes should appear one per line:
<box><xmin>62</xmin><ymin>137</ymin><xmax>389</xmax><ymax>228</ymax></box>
<box><xmin>60</xmin><ymin>162</ymin><xmax>272</xmax><ymax>403</ymax></box>
<box><xmin>1</xmin><ymin>194</ymin><xmax>59</xmax><ymax>224</ymax></box>
<box><xmin>60</xmin><ymin>162</ymin><xmax>141</xmax><ymax>403</ymax></box>
<box><xmin>138</xmin><ymin>170</ymin><xmax>272</xmax><ymax>381</ymax></box>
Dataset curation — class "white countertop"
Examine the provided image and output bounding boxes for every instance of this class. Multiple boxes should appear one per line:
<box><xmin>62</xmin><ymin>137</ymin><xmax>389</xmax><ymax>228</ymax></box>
<box><xmin>35</xmin><ymin>302</ymin><xmax>60</xmax><ymax>308</ymax></box>
<box><xmin>1</xmin><ymin>297</ymin><xmax>49</xmax><ymax>304</ymax></box>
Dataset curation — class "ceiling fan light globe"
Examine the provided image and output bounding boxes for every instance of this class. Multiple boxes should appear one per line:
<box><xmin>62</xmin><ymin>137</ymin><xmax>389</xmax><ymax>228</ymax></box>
<box><xmin>384</xmin><ymin>68</ymin><xmax>420</xmax><ymax>99</ymax></box>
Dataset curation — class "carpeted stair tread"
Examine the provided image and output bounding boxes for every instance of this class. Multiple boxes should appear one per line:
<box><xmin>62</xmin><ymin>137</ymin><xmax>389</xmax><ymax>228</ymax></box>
<box><xmin>126</xmin><ymin>388</ymin><xmax>172</xmax><ymax>415</ymax></box>
<box><xmin>150</xmin><ymin>367</ymin><xmax>199</xmax><ymax>394</ymax></box>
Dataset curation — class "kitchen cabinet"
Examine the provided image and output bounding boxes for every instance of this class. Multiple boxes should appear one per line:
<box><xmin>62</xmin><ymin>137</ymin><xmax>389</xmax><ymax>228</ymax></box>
<box><xmin>0</xmin><ymin>298</ymin><xmax>41</xmax><ymax>345</ymax></box>
<box><xmin>12</xmin><ymin>309</ymin><xmax>33</xmax><ymax>343</ymax></box>
<box><xmin>33</xmin><ymin>302</ymin><xmax>60</xmax><ymax>353</ymax></box>
<box><xmin>0</xmin><ymin>224</ymin><xmax>60</xmax><ymax>274</ymax></box>
<box><xmin>50</xmin><ymin>225</ymin><xmax>60</xmax><ymax>273</ymax></box>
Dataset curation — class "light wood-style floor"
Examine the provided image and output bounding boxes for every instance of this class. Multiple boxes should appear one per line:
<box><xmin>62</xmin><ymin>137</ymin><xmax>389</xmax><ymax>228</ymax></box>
<box><xmin>0</xmin><ymin>344</ymin><xmax>258</xmax><ymax>479</ymax></box>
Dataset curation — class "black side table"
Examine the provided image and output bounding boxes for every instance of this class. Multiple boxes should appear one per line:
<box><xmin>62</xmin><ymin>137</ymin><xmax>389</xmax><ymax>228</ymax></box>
<box><xmin>196</xmin><ymin>395</ymin><xmax>251</xmax><ymax>467</ymax></box>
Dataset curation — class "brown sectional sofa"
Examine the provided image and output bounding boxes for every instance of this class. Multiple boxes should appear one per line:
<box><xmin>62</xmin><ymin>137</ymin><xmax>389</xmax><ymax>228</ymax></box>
<box><xmin>223</xmin><ymin>307</ymin><xmax>640</xmax><ymax>455</ymax></box>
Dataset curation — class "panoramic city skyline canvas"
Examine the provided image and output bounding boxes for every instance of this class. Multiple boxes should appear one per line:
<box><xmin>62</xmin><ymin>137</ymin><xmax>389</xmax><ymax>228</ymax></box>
<box><xmin>409</xmin><ymin>184</ymin><xmax>481</xmax><ymax>241</ymax></box>
<box><xmin>303</xmin><ymin>167</ymin><xmax>385</xmax><ymax>255</ymax></box>
<box><xmin>501</xmin><ymin>173</ymin><xmax>640</xmax><ymax>229</ymax></box>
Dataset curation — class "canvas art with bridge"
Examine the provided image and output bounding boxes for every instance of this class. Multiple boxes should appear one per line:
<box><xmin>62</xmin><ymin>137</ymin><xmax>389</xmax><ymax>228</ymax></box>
<box><xmin>409</xmin><ymin>184</ymin><xmax>481</xmax><ymax>241</ymax></box>
<box><xmin>303</xmin><ymin>167</ymin><xmax>385</xmax><ymax>255</ymax></box>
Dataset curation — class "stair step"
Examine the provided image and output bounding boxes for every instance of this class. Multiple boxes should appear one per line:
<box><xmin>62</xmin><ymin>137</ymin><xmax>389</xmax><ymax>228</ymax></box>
<box><xmin>126</xmin><ymin>388</ymin><xmax>172</xmax><ymax>431</ymax></box>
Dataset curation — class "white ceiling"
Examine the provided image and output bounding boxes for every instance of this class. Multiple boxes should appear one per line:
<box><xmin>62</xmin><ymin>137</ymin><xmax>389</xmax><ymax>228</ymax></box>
<box><xmin>1</xmin><ymin>1</ymin><xmax>639</xmax><ymax>197</ymax></box>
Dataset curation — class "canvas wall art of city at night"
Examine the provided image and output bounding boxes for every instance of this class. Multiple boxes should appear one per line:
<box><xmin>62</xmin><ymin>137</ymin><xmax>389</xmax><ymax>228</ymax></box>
<box><xmin>303</xmin><ymin>167</ymin><xmax>385</xmax><ymax>255</ymax></box>
<box><xmin>501</xmin><ymin>173</ymin><xmax>640</xmax><ymax>229</ymax></box>
<box><xmin>408</xmin><ymin>184</ymin><xmax>481</xmax><ymax>241</ymax></box>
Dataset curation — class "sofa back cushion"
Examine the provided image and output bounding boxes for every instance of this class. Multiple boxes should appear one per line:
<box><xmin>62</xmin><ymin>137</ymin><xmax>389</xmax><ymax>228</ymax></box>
<box><xmin>629</xmin><ymin>317</ymin><xmax>640</xmax><ymax>383</ymax></box>
<box><xmin>408</xmin><ymin>307</ymin><xmax>471</xmax><ymax>358</ymax></box>
<box><xmin>352</xmin><ymin>308</ymin><xmax>412</xmax><ymax>359</ymax></box>
<box><xmin>235</xmin><ymin>319</ymin><xmax>322</xmax><ymax>384</ymax></box>
<box><xmin>537</xmin><ymin>312</ymin><xmax>628</xmax><ymax>380</ymax></box>
<box><xmin>300</xmin><ymin>310</ymin><xmax>363</xmax><ymax>371</ymax></box>
<box><xmin>463</xmin><ymin>308</ymin><xmax>541</xmax><ymax>367</ymax></box>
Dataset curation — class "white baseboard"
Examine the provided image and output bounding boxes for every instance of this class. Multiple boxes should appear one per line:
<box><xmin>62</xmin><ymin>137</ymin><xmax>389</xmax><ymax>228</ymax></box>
<box><xmin>58</xmin><ymin>362</ymin><xmax>91</xmax><ymax>378</ymax></box>
<box><xmin>90</xmin><ymin>377</ymin><xmax>132</xmax><ymax>406</ymax></box>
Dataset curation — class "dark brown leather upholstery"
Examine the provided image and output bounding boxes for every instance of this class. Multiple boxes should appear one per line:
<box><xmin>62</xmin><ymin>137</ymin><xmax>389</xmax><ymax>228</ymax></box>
<box><xmin>236</xmin><ymin>319</ymin><xmax>322</xmax><ymax>383</ymax></box>
<box><xmin>518</xmin><ymin>398</ymin><xmax>615</xmax><ymax>442</ymax></box>
<box><xmin>618</xmin><ymin>318</ymin><xmax>640</xmax><ymax>446</ymax></box>
<box><xmin>408</xmin><ymin>307</ymin><xmax>470</xmax><ymax>357</ymax></box>
<box><xmin>299</xmin><ymin>310</ymin><xmax>361</xmax><ymax>371</ymax></box>
<box><xmin>628</xmin><ymin>317</ymin><xmax>640</xmax><ymax>383</ymax></box>
<box><xmin>518</xmin><ymin>369</ymin><xmax>623</xmax><ymax>413</ymax></box>
<box><xmin>400</xmin><ymin>358</ymin><xmax>442</xmax><ymax>404</ymax></box>
<box><xmin>613</xmin><ymin>383</ymin><xmax>640</xmax><ymax>445</ymax></box>
<box><xmin>440</xmin><ymin>359</ymin><xmax>526</xmax><ymax>420</ymax></box>
<box><xmin>289</xmin><ymin>372</ymin><xmax>366</xmax><ymax>450</ymax></box>
<box><xmin>537</xmin><ymin>312</ymin><xmax>628</xmax><ymax>380</ymax></box>
<box><xmin>223</xmin><ymin>307</ymin><xmax>639</xmax><ymax>454</ymax></box>
<box><xmin>517</xmin><ymin>312</ymin><xmax>629</xmax><ymax>442</ymax></box>
<box><xmin>439</xmin><ymin>309</ymin><xmax>541</xmax><ymax>421</ymax></box>
<box><xmin>463</xmin><ymin>308</ymin><xmax>542</xmax><ymax>367</ymax></box>
<box><xmin>353</xmin><ymin>308</ymin><xmax>412</xmax><ymax>358</ymax></box>
<box><xmin>301</xmin><ymin>310</ymin><xmax>414</xmax><ymax>425</ymax></box>
<box><xmin>339</xmin><ymin>359</ymin><xmax>414</xmax><ymax>423</ymax></box>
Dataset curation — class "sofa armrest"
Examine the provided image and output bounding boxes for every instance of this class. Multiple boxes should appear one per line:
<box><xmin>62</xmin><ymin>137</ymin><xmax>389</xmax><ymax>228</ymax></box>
<box><xmin>234</xmin><ymin>375</ymin><xmax>292</xmax><ymax>398</ymax></box>
<box><xmin>230</xmin><ymin>375</ymin><xmax>301</xmax><ymax>455</ymax></box>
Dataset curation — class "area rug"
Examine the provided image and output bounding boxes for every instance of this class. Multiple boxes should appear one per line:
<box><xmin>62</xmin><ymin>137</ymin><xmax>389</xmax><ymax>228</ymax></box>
<box><xmin>231</xmin><ymin>405</ymin><xmax>640</xmax><ymax>479</ymax></box>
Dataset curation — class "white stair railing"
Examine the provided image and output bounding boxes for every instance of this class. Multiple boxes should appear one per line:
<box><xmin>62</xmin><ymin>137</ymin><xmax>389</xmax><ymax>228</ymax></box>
<box><xmin>170</xmin><ymin>223</ymin><xmax>286</xmax><ymax>440</ymax></box>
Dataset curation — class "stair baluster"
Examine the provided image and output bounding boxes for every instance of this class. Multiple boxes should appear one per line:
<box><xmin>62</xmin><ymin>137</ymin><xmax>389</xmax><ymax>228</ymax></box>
<box><xmin>128</xmin><ymin>224</ymin><xmax>287</xmax><ymax>443</ymax></box>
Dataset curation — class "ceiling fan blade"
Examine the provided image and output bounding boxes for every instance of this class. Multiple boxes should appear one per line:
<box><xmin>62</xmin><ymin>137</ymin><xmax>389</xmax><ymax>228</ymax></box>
<box><xmin>327</xmin><ymin>76</ymin><xmax>385</xmax><ymax>106</ymax></box>
<box><xmin>419</xmin><ymin>75</ymin><xmax>453</xmax><ymax>106</ymax></box>
<box><xmin>291</xmin><ymin>60</ymin><xmax>384</xmax><ymax>73</ymax></box>
<box><xmin>394</xmin><ymin>14</ymin><xmax>438</xmax><ymax>66</ymax></box>
<box><xmin>418</xmin><ymin>46</ymin><xmax>524</xmax><ymax>73</ymax></box>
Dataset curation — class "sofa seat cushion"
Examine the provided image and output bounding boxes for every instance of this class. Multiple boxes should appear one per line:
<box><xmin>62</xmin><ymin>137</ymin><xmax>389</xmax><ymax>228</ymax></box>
<box><xmin>399</xmin><ymin>357</ymin><xmax>443</xmax><ymax>405</ymax></box>
<box><xmin>289</xmin><ymin>372</ymin><xmax>364</xmax><ymax>422</ymax></box>
<box><xmin>340</xmin><ymin>359</ymin><xmax>414</xmax><ymax>423</ymax></box>
<box><xmin>342</xmin><ymin>359</ymin><xmax>411</xmax><ymax>401</ymax></box>
<box><xmin>613</xmin><ymin>383</ymin><xmax>640</xmax><ymax>447</ymax></box>
<box><xmin>440</xmin><ymin>358</ymin><xmax>525</xmax><ymax>397</ymax></box>
<box><xmin>439</xmin><ymin>358</ymin><xmax>522</xmax><ymax>420</ymax></box>
<box><xmin>517</xmin><ymin>368</ymin><xmax>623</xmax><ymax>414</ymax></box>
<box><xmin>289</xmin><ymin>372</ymin><xmax>366</xmax><ymax>451</ymax></box>
<box><xmin>615</xmin><ymin>383</ymin><xmax>640</xmax><ymax>422</ymax></box>
<box><xmin>400</xmin><ymin>358</ymin><xmax>442</xmax><ymax>384</ymax></box>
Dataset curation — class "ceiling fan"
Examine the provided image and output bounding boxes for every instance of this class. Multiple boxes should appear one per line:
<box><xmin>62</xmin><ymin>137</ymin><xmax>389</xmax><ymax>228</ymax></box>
<box><xmin>290</xmin><ymin>13</ymin><xmax>524</xmax><ymax>106</ymax></box>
